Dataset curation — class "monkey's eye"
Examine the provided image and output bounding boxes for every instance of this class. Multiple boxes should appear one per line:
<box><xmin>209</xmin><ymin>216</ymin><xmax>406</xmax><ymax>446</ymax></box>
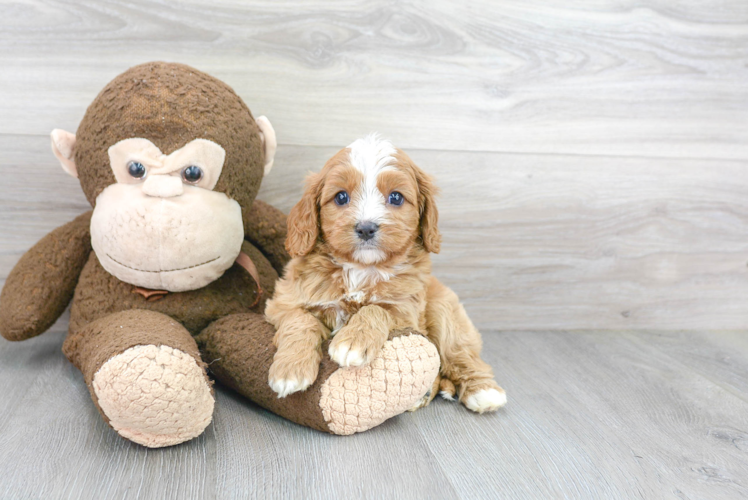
<box><xmin>334</xmin><ymin>191</ymin><xmax>350</xmax><ymax>206</ymax></box>
<box><xmin>181</xmin><ymin>165</ymin><xmax>203</xmax><ymax>184</ymax></box>
<box><xmin>127</xmin><ymin>161</ymin><xmax>146</xmax><ymax>179</ymax></box>
<box><xmin>388</xmin><ymin>191</ymin><xmax>404</xmax><ymax>206</ymax></box>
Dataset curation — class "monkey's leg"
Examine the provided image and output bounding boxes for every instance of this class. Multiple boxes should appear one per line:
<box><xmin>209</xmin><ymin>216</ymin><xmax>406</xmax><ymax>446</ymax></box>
<box><xmin>63</xmin><ymin>310</ymin><xmax>214</xmax><ymax>448</ymax></box>
<box><xmin>196</xmin><ymin>313</ymin><xmax>440</xmax><ymax>435</ymax></box>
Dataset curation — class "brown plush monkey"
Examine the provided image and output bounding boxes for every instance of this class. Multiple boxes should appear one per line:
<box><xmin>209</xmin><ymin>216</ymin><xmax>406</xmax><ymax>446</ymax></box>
<box><xmin>0</xmin><ymin>62</ymin><xmax>439</xmax><ymax>447</ymax></box>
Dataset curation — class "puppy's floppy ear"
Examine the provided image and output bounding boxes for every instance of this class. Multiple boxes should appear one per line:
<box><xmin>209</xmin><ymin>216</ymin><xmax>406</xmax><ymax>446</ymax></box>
<box><xmin>286</xmin><ymin>172</ymin><xmax>324</xmax><ymax>257</ymax></box>
<box><xmin>398</xmin><ymin>150</ymin><xmax>441</xmax><ymax>253</ymax></box>
<box><xmin>414</xmin><ymin>165</ymin><xmax>442</xmax><ymax>253</ymax></box>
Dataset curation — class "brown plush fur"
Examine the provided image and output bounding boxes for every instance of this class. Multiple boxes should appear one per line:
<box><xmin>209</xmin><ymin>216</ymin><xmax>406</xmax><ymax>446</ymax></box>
<box><xmin>74</xmin><ymin>62</ymin><xmax>265</xmax><ymax>222</ymax></box>
<box><xmin>0</xmin><ymin>211</ymin><xmax>92</xmax><ymax>340</ymax></box>
<box><xmin>1</xmin><ymin>63</ymin><xmax>285</xmax><ymax>342</ymax></box>
<box><xmin>243</xmin><ymin>199</ymin><xmax>289</xmax><ymax>275</ymax></box>
<box><xmin>64</xmin><ymin>309</ymin><xmax>211</xmax><ymax>425</ymax></box>
<box><xmin>198</xmin><ymin>314</ymin><xmax>333</xmax><ymax>432</ymax></box>
<box><xmin>268</xmin><ymin>138</ymin><xmax>505</xmax><ymax>410</ymax></box>
<box><xmin>0</xmin><ymin>62</ymin><xmax>294</xmax><ymax>439</ymax></box>
<box><xmin>196</xmin><ymin>321</ymin><xmax>430</xmax><ymax>433</ymax></box>
<box><xmin>68</xmin><ymin>240</ymin><xmax>276</xmax><ymax>336</ymax></box>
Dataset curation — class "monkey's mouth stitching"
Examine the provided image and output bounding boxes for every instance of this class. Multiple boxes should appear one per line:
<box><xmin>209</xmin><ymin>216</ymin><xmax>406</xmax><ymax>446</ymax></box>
<box><xmin>106</xmin><ymin>254</ymin><xmax>220</xmax><ymax>273</ymax></box>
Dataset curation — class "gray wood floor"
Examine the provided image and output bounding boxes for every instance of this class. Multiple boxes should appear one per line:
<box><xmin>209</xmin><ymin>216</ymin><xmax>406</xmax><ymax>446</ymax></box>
<box><xmin>2</xmin><ymin>325</ymin><xmax>748</xmax><ymax>499</ymax></box>
<box><xmin>1</xmin><ymin>1</ymin><xmax>748</xmax><ymax>499</ymax></box>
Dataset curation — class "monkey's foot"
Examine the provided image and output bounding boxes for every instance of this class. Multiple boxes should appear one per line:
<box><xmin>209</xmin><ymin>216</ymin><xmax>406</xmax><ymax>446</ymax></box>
<box><xmin>319</xmin><ymin>333</ymin><xmax>440</xmax><ymax>435</ymax></box>
<box><xmin>92</xmin><ymin>344</ymin><xmax>214</xmax><ymax>448</ymax></box>
<box><xmin>198</xmin><ymin>314</ymin><xmax>440</xmax><ymax>435</ymax></box>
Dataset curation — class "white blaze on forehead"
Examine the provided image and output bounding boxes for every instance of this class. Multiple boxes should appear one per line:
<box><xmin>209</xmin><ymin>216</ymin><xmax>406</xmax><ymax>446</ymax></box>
<box><xmin>347</xmin><ymin>134</ymin><xmax>396</xmax><ymax>223</ymax></box>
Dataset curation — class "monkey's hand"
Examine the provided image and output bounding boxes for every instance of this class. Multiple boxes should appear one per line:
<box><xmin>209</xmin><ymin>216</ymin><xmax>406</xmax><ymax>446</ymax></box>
<box><xmin>0</xmin><ymin>211</ymin><xmax>92</xmax><ymax>341</ymax></box>
<box><xmin>242</xmin><ymin>199</ymin><xmax>289</xmax><ymax>276</ymax></box>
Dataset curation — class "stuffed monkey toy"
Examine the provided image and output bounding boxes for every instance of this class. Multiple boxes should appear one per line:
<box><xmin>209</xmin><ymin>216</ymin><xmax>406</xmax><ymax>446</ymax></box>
<box><xmin>0</xmin><ymin>62</ymin><xmax>439</xmax><ymax>447</ymax></box>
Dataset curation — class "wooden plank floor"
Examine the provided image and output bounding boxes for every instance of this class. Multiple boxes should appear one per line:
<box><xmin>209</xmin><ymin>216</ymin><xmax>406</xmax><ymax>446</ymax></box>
<box><xmin>2</xmin><ymin>326</ymin><xmax>748</xmax><ymax>499</ymax></box>
<box><xmin>1</xmin><ymin>1</ymin><xmax>748</xmax><ymax>499</ymax></box>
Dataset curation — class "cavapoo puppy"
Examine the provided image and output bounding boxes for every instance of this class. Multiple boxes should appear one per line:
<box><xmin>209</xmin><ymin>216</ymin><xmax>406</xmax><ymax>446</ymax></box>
<box><xmin>265</xmin><ymin>134</ymin><xmax>506</xmax><ymax>413</ymax></box>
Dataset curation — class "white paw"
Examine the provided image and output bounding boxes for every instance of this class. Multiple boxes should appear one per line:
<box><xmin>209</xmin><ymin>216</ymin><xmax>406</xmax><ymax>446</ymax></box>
<box><xmin>328</xmin><ymin>343</ymin><xmax>365</xmax><ymax>367</ymax></box>
<box><xmin>439</xmin><ymin>390</ymin><xmax>455</xmax><ymax>401</ymax></box>
<box><xmin>464</xmin><ymin>388</ymin><xmax>507</xmax><ymax>413</ymax></box>
<box><xmin>269</xmin><ymin>377</ymin><xmax>312</xmax><ymax>398</ymax></box>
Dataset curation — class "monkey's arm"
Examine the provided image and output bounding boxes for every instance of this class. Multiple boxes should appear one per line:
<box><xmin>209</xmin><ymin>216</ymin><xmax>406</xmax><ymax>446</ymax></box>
<box><xmin>243</xmin><ymin>199</ymin><xmax>290</xmax><ymax>276</ymax></box>
<box><xmin>0</xmin><ymin>211</ymin><xmax>92</xmax><ymax>341</ymax></box>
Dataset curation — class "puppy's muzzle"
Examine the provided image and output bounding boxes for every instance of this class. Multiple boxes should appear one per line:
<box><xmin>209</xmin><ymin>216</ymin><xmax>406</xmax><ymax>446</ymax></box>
<box><xmin>355</xmin><ymin>221</ymin><xmax>379</xmax><ymax>241</ymax></box>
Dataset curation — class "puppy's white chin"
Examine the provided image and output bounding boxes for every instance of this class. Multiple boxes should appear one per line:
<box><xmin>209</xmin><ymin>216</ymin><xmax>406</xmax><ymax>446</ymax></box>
<box><xmin>353</xmin><ymin>247</ymin><xmax>386</xmax><ymax>265</ymax></box>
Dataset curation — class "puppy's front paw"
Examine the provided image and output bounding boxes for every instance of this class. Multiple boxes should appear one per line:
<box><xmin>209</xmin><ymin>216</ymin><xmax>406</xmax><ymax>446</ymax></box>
<box><xmin>328</xmin><ymin>325</ymin><xmax>386</xmax><ymax>368</ymax></box>
<box><xmin>268</xmin><ymin>352</ymin><xmax>319</xmax><ymax>398</ymax></box>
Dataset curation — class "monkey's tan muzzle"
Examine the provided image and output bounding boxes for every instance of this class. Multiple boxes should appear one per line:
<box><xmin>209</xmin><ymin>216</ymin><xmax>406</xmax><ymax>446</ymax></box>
<box><xmin>90</xmin><ymin>183</ymin><xmax>244</xmax><ymax>292</ymax></box>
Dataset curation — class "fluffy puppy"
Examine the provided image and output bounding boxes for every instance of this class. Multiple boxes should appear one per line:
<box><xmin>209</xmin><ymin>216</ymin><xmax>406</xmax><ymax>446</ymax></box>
<box><xmin>265</xmin><ymin>134</ymin><xmax>506</xmax><ymax>413</ymax></box>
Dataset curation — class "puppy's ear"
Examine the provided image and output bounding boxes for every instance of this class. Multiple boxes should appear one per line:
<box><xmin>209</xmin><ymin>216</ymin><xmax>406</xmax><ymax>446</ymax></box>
<box><xmin>398</xmin><ymin>150</ymin><xmax>441</xmax><ymax>253</ymax></box>
<box><xmin>415</xmin><ymin>166</ymin><xmax>442</xmax><ymax>253</ymax></box>
<box><xmin>286</xmin><ymin>172</ymin><xmax>323</xmax><ymax>257</ymax></box>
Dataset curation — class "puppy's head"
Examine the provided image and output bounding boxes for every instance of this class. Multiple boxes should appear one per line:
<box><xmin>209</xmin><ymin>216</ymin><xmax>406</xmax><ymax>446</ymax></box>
<box><xmin>286</xmin><ymin>134</ymin><xmax>441</xmax><ymax>264</ymax></box>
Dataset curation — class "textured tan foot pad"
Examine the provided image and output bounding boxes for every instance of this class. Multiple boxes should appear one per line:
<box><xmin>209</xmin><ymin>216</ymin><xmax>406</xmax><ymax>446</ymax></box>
<box><xmin>319</xmin><ymin>334</ymin><xmax>440</xmax><ymax>435</ymax></box>
<box><xmin>93</xmin><ymin>345</ymin><xmax>214</xmax><ymax>448</ymax></box>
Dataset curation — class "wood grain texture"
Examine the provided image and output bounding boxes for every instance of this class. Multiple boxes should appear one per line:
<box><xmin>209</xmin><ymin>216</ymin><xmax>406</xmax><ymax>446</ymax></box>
<box><xmin>2</xmin><ymin>329</ymin><xmax>748</xmax><ymax>499</ymax></box>
<box><xmin>0</xmin><ymin>0</ymin><xmax>746</xmax><ymax>158</ymax></box>
<box><xmin>261</xmin><ymin>145</ymin><xmax>748</xmax><ymax>330</ymax></box>
<box><xmin>3</xmin><ymin>135</ymin><xmax>747</xmax><ymax>330</ymax></box>
<box><xmin>2</xmin><ymin>1</ymin><xmax>748</xmax><ymax>498</ymax></box>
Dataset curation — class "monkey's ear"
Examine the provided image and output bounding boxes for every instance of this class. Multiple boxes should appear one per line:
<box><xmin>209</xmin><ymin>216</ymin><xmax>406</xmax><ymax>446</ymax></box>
<box><xmin>51</xmin><ymin>129</ymin><xmax>78</xmax><ymax>178</ymax></box>
<box><xmin>256</xmin><ymin>116</ymin><xmax>277</xmax><ymax>177</ymax></box>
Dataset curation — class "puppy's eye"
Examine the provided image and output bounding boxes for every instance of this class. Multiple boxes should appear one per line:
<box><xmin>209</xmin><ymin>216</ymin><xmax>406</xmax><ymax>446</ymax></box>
<box><xmin>182</xmin><ymin>165</ymin><xmax>203</xmax><ymax>184</ymax></box>
<box><xmin>127</xmin><ymin>161</ymin><xmax>146</xmax><ymax>179</ymax></box>
<box><xmin>334</xmin><ymin>191</ymin><xmax>350</xmax><ymax>206</ymax></box>
<box><xmin>388</xmin><ymin>191</ymin><xmax>404</xmax><ymax>206</ymax></box>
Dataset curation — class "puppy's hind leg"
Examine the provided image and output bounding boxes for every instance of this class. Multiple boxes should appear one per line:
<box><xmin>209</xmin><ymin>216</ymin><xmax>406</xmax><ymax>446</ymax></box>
<box><xmin>425</xmin><ymin>277</ymin><xmax>507</xmax><ymax>413</ymax></box>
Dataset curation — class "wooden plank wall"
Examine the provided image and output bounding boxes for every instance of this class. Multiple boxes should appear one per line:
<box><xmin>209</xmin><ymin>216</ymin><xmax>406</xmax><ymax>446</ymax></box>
<box><xmin>1</xmin><ymin>0</ymin><xmax>747</xmax><ymax>331</ymax></box>
<box><xmin>2</xmin><ymin>2</ymin><xmax>748</xmax><ymax>499</ymax></box>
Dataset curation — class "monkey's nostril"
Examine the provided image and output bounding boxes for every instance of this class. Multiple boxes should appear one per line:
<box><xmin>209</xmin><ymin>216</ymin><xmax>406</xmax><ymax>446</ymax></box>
<box><xmin>355</xmin><ymin>221</ymin><xmax>379</xmax><ymax>241</ymax></box>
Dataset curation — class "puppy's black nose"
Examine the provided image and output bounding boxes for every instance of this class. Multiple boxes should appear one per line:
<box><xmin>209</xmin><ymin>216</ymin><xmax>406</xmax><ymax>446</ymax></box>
<box><xmin>355</xmin><ymin>221</ymin><xmax>379</xmax><ymax>241</ymax></box>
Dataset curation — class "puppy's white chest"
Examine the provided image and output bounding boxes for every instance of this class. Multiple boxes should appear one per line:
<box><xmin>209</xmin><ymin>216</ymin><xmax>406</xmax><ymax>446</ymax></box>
<box><xmin>315</xmin><ymin>264</ymin><xmax>395</xmax><ymax>335</ymax></box>
<box><xmin>342</xmin><ymin>264</ymin><xmax>392</xmax><ymax>292</ymax></box>
<box><xmin>344</xmin><ymin>290</ymin><xmax>367</xmax><ymax>304</ymax></box>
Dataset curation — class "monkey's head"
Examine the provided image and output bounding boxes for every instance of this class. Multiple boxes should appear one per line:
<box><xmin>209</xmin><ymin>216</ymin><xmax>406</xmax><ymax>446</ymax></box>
<box><xmin>50</xmin><ymin>62</ymin><xmax>277</xmax><ymax>292</ymax></box>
